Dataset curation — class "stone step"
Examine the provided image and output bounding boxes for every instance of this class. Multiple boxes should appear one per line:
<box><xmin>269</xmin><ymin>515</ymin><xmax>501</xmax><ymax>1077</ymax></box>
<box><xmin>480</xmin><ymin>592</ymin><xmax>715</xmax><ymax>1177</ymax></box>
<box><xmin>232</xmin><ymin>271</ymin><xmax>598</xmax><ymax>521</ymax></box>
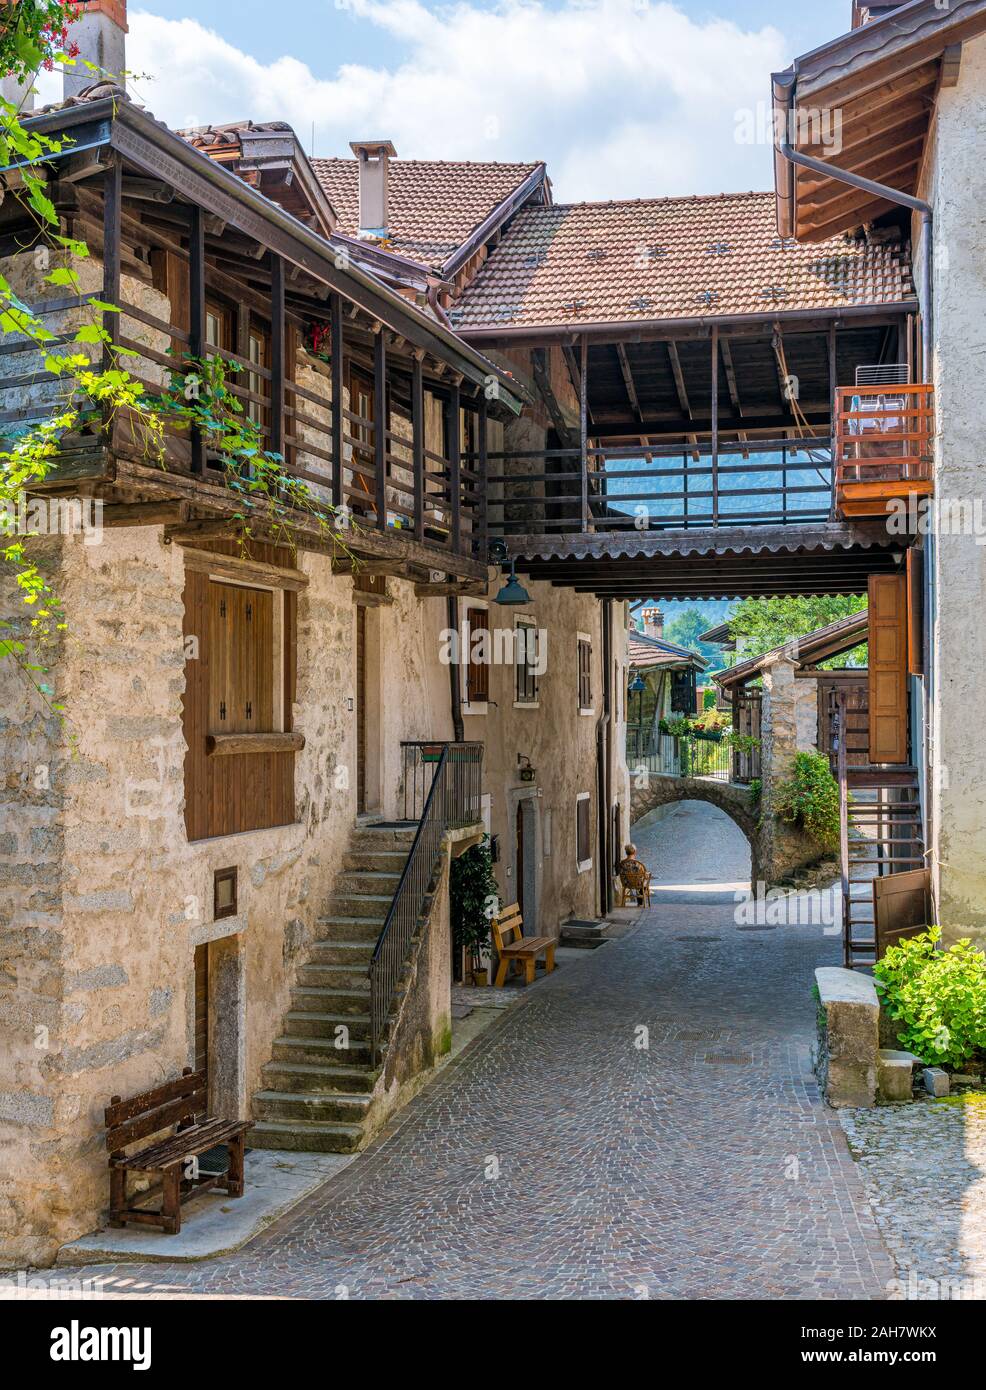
<box><xmin>253</xmin><ymin>1089</ymin><xmax>373</xmax><ymax>1125</ymax></box>
<box><xmin>306</xmin><ymin>940</ymin><xmax>375</xmax><ymax>966</ymax></box>
<box><xmin>343</xmin><ymin>849</ymin><xmax>410</xmax><ymax>873</ymax></box>
<box><xmin>290</xmin><ymin>985</ymin><xmax>371</xmax><ymax>1017</ymax></box>
<box><xmin>284</xmin><ymin>1010</ymin><xmax>372</xmax><ymax>1041</ymax></box>
<box><xmin>560</xmin><ymin>919</ymin><xmax>607</xmax><ymax>948</ymax></box>
<box><xmin>349</xmin><ymin>827</ymin><xmax>417</xmax><ymax>851</ymax></box>
<box><xmin>297</xmin><ymin>962</ymin><xmax>370</xmax><ymax>990</ymax></box>
<box><xmin>249</xmin><ymin>1120</ymin><xmax>366</xmax><ymax>1155</ymax></box>
<box><xmin>326</xmin><ymin>893</ymin><xmax>395</xmax><ymax>919</ymax></box>
<box><xmin>261</xmin><ymin>1060</ymin><xmax>377</xmax><ymax>1094</ymax></box>
<box><xmin>271</xmin><ymin>1034</ymin><xmax>380</xmax><ymax>1066</ymax></box>
<box><xmin>316</xmin><ymin>916</ymin><xmax>386</xmax><ymax>942</ymax></box>
<box><xmin>336</xmin><ymin>870</ymin><xmax>402</xmax><ymax>896</ymax></box>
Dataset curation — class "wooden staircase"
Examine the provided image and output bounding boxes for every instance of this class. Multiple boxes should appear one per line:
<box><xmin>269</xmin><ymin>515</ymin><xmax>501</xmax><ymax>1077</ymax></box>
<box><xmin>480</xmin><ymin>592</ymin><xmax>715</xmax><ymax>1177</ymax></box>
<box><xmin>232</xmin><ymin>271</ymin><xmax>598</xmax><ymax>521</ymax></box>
<box><xmin>840</xmin><ymin>766</ymin><xmax>925</xmax><ymax>969</ymax></box>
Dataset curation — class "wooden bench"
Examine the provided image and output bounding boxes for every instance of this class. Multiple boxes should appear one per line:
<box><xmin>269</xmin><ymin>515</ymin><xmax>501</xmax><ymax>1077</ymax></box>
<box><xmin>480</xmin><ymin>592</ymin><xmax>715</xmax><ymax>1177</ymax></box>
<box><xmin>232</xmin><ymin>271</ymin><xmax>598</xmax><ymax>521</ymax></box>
<box><xmin>491</xmin><ymin>903</ymin><xmax>556</xmax><ymax>987</ymax></box>
<box><xmin>104</xmin><ymin>1068</ymin><xmax>253</xmax><ymax>1235</ymax></box>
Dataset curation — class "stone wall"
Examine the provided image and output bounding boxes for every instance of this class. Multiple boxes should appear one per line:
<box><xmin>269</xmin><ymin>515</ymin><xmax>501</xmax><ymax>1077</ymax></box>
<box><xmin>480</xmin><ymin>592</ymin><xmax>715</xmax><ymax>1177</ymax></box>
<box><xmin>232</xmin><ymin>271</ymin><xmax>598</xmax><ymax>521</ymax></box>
<box><xmin>0</xmin><ymin>524</ymin><xmax>457</xmax><ymax>1266</ymax></box>
<box><xmin>924</xmin><ymin>33</ymin><xmax>986</xmax><ymax>945</ymax></box>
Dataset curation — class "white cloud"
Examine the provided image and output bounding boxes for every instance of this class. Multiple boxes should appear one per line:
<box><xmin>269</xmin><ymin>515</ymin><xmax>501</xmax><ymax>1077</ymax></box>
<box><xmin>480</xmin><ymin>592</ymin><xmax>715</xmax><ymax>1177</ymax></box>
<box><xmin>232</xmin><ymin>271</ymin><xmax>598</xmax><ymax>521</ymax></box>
<box><xmin>43</xmin><ymin>1</ymin><xmax>792</xmax><ymax>201</ymax></box>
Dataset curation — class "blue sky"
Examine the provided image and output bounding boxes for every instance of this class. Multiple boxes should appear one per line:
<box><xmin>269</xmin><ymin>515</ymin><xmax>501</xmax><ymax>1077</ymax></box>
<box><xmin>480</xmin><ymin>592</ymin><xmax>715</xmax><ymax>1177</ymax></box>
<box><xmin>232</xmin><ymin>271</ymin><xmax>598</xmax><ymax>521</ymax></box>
<box><xmin>37</xmin><ymin>1</ymin><xmax>856</xmax><ymax>201</ymax></box>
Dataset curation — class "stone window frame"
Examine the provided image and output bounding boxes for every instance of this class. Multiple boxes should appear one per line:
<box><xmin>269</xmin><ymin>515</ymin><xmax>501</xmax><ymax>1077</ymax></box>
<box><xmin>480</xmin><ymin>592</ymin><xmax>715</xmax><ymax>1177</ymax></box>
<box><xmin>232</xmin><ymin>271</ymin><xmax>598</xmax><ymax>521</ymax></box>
<box><xmin>575</xmin><ymin>791</ymin><xmax>592</xmax><ymax>873</ymax></box>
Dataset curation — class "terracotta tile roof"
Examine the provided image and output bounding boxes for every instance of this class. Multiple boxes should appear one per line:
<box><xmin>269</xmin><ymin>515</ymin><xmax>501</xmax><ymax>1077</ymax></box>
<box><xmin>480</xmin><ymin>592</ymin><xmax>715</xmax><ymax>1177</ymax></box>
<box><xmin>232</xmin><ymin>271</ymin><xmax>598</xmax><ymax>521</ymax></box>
<box><xmin>451</xmin><ymin>191</ymin><xmax>914</xmax><ymax>331</ymax></box>
<box><xmin>311</xmin><ymin>158</ymin><xmax>544</xmax><ymax>266</ymax></box>
<box><xmin>628</xmin><ymin>631</ymin><xmax>705</xmax><ymax>671</ymax></box>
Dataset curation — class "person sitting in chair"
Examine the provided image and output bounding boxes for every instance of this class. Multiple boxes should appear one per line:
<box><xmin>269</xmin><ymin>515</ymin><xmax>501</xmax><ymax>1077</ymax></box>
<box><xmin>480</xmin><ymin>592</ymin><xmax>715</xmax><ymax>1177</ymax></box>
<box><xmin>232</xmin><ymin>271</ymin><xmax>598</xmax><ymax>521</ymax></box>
<box><xmin>617</xmin><ymin>843</ymin><xmax>651</xmax><ymax>906</ymax></box>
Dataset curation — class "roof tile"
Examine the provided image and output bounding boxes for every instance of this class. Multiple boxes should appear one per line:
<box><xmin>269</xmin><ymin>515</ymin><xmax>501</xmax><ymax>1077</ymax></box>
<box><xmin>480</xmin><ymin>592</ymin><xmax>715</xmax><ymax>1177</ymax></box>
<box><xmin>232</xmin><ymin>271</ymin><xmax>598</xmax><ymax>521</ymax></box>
<box><xmin>453</xmin><ymin>191</ymin><xmax>913</xmax><ymax>330</ymax></box>
<box><xmin>312</xmin><ymin>158</ymin><xmax>543</xmax><ymax>266</ymax></box>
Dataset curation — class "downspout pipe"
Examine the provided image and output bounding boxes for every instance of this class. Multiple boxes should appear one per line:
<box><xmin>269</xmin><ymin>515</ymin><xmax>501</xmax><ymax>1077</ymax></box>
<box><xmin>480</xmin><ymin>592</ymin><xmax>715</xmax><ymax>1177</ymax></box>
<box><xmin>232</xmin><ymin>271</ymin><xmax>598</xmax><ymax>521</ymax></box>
<box><xmin>773</xmin><ymin>76</ymin><xmax>933</xmax><ymax>373</ymax></box>
<box><xmin>596</xmin><ymin>598</ymin><xmax>613</xmax><ymax>917</ymax></box>
<box><xmin>447</xmin><ymin>596</ymin><xmax>464</xmax><ymax>743</ymax></box>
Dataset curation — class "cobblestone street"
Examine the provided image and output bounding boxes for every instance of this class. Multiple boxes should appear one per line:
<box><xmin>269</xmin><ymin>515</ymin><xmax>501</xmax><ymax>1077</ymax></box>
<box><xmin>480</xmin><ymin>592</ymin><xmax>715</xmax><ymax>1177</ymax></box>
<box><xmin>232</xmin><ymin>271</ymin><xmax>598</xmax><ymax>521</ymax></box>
<box><xmin>54</xmin><ymin>803</ymin><xmax>896</xmax><ymax>1300</ymax></box>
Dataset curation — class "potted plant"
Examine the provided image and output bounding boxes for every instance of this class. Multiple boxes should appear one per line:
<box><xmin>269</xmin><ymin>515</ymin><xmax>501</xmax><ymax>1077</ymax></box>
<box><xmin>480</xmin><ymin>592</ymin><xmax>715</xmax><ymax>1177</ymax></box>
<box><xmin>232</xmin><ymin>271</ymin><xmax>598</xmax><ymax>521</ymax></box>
<box><xmin>450</xmin><ymin>835</ymin><xmax>498</xmax><ymax>986</ymax></box>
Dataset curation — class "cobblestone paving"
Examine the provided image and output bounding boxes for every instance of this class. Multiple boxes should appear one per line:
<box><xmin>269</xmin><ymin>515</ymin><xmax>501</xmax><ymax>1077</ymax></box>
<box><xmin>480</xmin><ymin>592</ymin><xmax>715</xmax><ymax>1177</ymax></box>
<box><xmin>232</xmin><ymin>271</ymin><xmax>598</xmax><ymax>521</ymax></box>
<box><xmin>841</xmin><ymin>1097</ymin><xmax>986</xmax><ymax>1298</ymax></box>
<box><xmin>61</xmin><ymin>805</ymin><xmax>895</xmax><ymax>1300</ymax></box>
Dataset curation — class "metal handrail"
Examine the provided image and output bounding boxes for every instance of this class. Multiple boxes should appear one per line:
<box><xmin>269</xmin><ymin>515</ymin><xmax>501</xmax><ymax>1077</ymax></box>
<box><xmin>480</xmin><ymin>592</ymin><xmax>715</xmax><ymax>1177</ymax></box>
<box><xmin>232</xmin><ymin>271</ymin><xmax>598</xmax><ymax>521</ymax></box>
<box><xmin>368</xmin><ymin>741</ymin><xmax>483</xmax><ymax>1065</ymax></box>
<box><xmin>835</xmin><ymin>692</ymin><xmax>851</xmax><ymax>967</ymax></box>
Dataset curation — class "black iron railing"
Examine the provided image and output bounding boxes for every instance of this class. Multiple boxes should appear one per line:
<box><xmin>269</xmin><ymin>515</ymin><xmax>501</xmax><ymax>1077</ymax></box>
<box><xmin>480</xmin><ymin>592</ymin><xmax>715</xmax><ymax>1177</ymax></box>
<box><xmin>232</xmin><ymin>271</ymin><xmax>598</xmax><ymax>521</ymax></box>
<box><xmin>369</xmin><ymin>741</ymin><xmax>483</xmax><ymax>1065</ymax></box>
<box><xmin>626</xmin><ymin>725</ymin><xmax>732</xmax><ymax>782</ymax></box>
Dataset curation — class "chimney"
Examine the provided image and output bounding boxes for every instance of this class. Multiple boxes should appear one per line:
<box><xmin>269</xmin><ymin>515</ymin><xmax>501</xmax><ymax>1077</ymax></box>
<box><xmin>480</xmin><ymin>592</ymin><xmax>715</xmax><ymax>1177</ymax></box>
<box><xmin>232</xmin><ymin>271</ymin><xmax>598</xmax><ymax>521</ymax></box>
<box><xmin>640</xmin><ymin>607</ymin><xmax>664</xmax><ymax>640</ymax></box>
<box><xmin>64</xmin><ymin>0</ymin><xmax>128</xmax><ymax>100</ymax></box>
<box><xmin>350</xmin><ymin>140</ymin><xmax>397</xmax><ymax>240</ymax></box>
<box><xmin>852</xmin><ymin>2</ymin><xmax>905</xmax><ymax>28</ymax></box>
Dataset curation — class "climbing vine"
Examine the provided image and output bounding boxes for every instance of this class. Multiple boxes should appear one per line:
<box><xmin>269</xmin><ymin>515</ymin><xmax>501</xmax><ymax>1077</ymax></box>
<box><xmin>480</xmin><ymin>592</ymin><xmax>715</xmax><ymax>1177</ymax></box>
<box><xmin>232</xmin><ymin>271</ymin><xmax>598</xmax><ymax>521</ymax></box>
<box><xmin>0</xmin><ymin>3</ymin><xmax>346</xmax><ymax>714</ymax></box>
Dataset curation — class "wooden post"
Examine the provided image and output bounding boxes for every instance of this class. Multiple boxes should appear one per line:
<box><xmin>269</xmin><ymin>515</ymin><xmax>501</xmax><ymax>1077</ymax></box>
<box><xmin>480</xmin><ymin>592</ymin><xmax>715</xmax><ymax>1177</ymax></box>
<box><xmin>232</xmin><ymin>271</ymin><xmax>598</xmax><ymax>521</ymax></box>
<box><xmin>330</xmin><ymin>292</ymin><xmax>344</xmax><ymax>509</ymax></box>
<box><xmin>101</xmin><ymin>157</ymin><xmax>122</xmax><ymax>446</ymax></box>
<box><xmin>710</xmin><ymin>323</ymin><xmax>719</xmax><ymax>527</ymax></box>
<box><xmin>412</xmin><ymin>353</ymin><xmax>425</xmax><ymax>543</ymax></box>
<box><xmin>188</xmin><ymin>204</ymin><xmax>205</xmax><ymax>475</ymax></box>
<box><xmin>579</xmin><ymin>334</ymin><xmax>589</xmax><ymax>531</ymax></box>
<box><xmin>374</xmin><ymin>329</ymin><xmax>387</xmax><ymax>530</ymax></box>
<box><xmin>478</xmin><ymin>395</ymin><xmax>489</xmax><ymax>558</ymax></box>
<box><xmin>449</xmin><ymin>380</ymin><xmax>462</xmax><ymax>554</ymax></box>
<box><xmin>270</xmin><ymin>253</ymin><xmax>285</xmax><ymax>462</ymax></box>
<box><xmin>828</xmin><ymin>321</ymin><xmax>838</xmax><ymax>519</ymax></box>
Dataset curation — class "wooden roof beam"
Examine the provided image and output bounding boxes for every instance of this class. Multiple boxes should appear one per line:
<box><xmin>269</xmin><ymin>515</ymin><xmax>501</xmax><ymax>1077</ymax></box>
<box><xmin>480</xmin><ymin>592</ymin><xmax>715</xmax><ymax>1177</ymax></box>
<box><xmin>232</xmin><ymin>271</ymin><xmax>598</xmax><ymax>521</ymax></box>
<box><xmin>616</xmin><ymin>344</ymin><xmax>644</xmax><ymax>423</ymax></box>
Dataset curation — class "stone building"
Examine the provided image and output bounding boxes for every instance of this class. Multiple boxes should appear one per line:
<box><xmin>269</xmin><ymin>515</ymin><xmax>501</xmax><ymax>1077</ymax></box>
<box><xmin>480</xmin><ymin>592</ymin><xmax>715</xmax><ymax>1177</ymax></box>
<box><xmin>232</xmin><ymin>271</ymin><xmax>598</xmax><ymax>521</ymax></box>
<box><xmin>0</xmin><ymin>12</ymin><xmax>630</xmax><ymax>1264</ymax></box>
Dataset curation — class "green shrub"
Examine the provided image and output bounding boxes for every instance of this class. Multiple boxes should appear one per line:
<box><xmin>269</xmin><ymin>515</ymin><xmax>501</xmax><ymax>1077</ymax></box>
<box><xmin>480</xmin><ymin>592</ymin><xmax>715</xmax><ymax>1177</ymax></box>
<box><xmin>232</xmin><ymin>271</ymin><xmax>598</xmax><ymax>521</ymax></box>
<box><xmin>874</xmin><ymin>927</ymin><xmax>986</xmax><ymax>1070</ymax></box>
<box><xmin>450</xmin><ymin>835</ymin><xmax>498</xmax><ymax>965</ymax></box>
<box><xmin>772</xmin><ymin>750</ymin><xmax>840</xmax><ymax>851</ymax></box>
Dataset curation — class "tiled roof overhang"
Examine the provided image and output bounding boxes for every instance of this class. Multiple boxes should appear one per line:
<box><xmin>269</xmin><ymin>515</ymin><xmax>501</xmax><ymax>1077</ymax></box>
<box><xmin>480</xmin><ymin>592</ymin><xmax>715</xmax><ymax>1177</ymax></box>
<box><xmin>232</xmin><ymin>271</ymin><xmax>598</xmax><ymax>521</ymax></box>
<box><xmin>772</xmin><ymin>0</ymin><xmax>986</xmax><ymax>242</ymax></box>
<box><xmin>19</xmin><ymin>97</ymin><xmax>527</xmax><ymax>416</ymax></box>
<box><xmin>505</xmin><ymin>524</ymin><xmax>905</xmax><ymax>600</ymax></box>
<box><xmin>715</xmin><ymin>609</ymin><xmax>869</xmax><ymax>688</ymax></box>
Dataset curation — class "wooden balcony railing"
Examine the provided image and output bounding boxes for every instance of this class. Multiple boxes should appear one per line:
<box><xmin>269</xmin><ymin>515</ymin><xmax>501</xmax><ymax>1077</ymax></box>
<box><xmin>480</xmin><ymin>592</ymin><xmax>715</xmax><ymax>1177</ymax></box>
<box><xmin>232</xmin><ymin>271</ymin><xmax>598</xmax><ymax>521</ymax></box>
<box><xmin>834</xmin><ymin>384</ymin><xmax>934</xmax><ymax>519</ymax></box>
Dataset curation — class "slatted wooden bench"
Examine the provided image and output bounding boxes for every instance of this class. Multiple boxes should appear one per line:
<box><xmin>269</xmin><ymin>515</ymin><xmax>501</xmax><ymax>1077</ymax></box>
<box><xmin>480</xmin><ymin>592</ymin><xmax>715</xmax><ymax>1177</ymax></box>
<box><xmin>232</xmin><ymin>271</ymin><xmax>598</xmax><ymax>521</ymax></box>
<box><xmin>104</xmin><ymin>1067</ymin><xmax>253</xmax><ymax>1235</ymax></box>
<box><xmin>491</xmin><ymin>903</ymin><xmax>556</xmax><ymax>987</ymax></box>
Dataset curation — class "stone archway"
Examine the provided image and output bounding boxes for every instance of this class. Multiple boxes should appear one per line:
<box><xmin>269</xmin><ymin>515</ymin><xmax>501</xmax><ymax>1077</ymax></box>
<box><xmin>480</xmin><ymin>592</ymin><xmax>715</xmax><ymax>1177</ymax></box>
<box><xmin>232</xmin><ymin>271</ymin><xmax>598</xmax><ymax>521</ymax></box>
<box><xmin>629</xmin><ymin>773</ymin><xmax>825</xmax><ymax>887</ymax></box>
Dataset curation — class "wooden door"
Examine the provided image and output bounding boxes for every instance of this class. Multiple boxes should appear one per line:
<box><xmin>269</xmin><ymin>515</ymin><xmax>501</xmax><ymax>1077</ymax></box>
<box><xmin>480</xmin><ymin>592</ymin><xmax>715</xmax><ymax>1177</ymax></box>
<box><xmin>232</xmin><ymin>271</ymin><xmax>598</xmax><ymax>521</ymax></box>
<box><xmin>356</xmin><ymin>604</ymin><xmax>367</xmax><ymax>813</ymax></box>
<box><xmin>868</xmin><ymin>573</ymin><xmax>908</xmax><ymax>764</ymax></box>
<box><xmin>515</xmin><ymin>803</ymin><xmax>525</xmax><ymax>924</ymax></box>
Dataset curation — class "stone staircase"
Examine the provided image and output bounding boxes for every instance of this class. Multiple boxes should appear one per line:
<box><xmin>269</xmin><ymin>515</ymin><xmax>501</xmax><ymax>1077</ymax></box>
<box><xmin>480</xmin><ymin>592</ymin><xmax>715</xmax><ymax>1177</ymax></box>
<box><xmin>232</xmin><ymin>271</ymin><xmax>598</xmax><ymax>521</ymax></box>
<box><xmin>250</xmin><ymin>823</ymin><xmax>416</xmax><ymax>1153</ymax></box>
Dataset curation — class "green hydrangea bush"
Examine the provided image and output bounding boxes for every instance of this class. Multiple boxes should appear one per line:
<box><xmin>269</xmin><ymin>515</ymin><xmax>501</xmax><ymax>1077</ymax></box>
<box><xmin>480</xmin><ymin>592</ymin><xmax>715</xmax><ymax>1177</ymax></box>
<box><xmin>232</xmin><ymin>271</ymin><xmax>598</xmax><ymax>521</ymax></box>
<box><xmin>874</xmin><ymin>927</ymin><xmax>986</xmax><ymax>1071</ymax></box>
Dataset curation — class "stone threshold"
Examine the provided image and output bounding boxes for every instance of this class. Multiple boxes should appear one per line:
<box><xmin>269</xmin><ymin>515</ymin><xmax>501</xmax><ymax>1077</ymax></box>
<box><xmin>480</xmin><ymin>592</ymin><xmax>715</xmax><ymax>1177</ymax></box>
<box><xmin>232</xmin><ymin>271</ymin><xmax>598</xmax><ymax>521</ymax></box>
<box><xmin>55</xmin><ymin>1149</ymin><xmax>352</xmax><ymax>1265</ymax></box>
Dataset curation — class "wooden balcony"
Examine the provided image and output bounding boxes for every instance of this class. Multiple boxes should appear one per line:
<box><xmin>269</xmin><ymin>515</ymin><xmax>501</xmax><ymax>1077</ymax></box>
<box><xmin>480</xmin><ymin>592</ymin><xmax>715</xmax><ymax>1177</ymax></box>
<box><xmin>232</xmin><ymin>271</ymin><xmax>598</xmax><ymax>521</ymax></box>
<box><xmin>834</xmin><ymin>384</ymin><xmax>933</xmax><ymax>519</ymax></box>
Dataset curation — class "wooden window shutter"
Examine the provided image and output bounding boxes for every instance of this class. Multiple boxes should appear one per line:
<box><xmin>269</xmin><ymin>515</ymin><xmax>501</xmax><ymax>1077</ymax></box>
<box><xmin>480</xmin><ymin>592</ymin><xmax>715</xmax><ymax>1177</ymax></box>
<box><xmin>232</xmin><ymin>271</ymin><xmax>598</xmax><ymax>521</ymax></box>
<box><xmin>210</xmin><ymin>583</ymin><xmax>274</xmax><ymax>734</ymax></box>
<box><xmin>468</xmin><ymin>608</ymin><xmax>490</xmax><ymax>703</ymax></box>
<box><xmin>578</xmin><ymin>639</ymin><xmax>591</xmax><ymax>710</ymax></box>
<box><xmin>868</xmin><ymin>573</ymin><xmax>908</xmax><ymax>764</ymax></box>
<box><xmin>906</xmin><ymin>546</ymin><xmax>924</xmax><ymax>676</ymax></box>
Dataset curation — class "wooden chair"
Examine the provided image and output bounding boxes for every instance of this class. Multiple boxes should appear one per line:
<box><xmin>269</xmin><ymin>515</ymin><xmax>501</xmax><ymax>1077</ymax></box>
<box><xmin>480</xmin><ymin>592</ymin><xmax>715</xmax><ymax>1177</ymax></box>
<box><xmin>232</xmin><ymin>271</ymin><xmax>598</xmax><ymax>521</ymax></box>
<box><xmin>491</xmin><ymin>903</ymin><xmax>556</xmax><ymax>987</ymax></box>
<box><xmin>104</xmin><ymin>1068</ymin><xmax>253</xmax><ymax>1235</ymax></box>
<box><xmin>618</xmin><ymin>859</ymin><xmax>652</xmax><ymax>907</ymax></box>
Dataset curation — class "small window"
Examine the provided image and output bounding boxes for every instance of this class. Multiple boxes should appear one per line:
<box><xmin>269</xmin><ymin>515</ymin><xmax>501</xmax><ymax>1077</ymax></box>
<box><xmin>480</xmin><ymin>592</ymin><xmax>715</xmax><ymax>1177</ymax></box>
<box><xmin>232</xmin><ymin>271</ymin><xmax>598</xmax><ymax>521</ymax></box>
<box><xmin>515</xmin><ymin>620</ymin><xmax>539</xmax><ymax>706</ymax></box>
<box><xmin>465</xmin><ymin>606</ymin><xmax>490</xmax><ymax>707</ymax></box>
<box><xmin>577</xmin><ymin>636</ymin><xmax>592</xmax><ymax>714</ymax></box>
<box><xmin>576</xmin><ymin>793</ymin><xmax>592</xmax><ymax>872</ymax></box>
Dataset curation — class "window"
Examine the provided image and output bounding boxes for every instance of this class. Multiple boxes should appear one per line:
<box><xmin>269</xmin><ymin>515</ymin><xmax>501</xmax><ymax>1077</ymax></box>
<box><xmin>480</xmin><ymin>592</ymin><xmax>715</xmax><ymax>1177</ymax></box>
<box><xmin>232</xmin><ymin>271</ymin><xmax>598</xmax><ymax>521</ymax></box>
<box><xmin>515</xmin><ymin>619</ymin><xmax>539</xmax><ymax>706</ymax></box>
<box><xmin>576</xmin><ymin>793</ymin><xmax>592</xmax><ymax>872</ymax></box>
<box><xmin>577</xmin><ymin>635</ymin><xmax>593</xmax><ymax>714</ymax></box>
<box><xmin>247</xmin><ymin>326</ymin><xmax>269</xmax><ymax>432</ymax></box>
<box><xmin>205</xmin><ymin>302</ymin><xmax>233</xmax><ymax>353</ymax></box>
<box><xmin>182</xmin><ymin>551</ymin><xmax>300</xmax><ymax>841</ymax></box>
<box><xmin>464</xmin><ymin>605</ymin><xmax>489</xmax><ymax>709</ymax></box>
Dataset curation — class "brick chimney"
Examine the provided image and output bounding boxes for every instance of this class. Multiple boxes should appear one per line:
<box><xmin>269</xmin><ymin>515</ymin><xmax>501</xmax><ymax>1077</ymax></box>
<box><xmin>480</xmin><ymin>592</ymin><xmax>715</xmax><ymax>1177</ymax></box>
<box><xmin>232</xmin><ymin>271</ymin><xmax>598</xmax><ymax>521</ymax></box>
<box><xmin>640</xmin><ymin>607</ymin><xmax>664</xmax><ymax>640</ymax></box>
<box><xmin>64</xmin><ymin>0</ymin><xmax>128</xmax><ymax>100</ymax></box>
<box><xmin>350</xmin><ymin>141</ymin><xmax>397</xmax><ymax>240</ymax></box>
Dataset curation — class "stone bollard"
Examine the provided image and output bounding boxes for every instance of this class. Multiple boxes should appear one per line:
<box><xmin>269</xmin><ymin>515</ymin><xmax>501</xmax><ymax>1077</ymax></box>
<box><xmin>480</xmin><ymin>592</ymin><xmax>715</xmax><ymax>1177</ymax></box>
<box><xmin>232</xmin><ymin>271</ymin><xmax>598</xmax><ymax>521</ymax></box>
<box><xmin>877</xmin><ymin>1049</ymin><xmax>920</xmax><ymax>1103</ymax></box>
<box><xmin>815</xmin><ymin>967</ymin><xmax>880</xmax><ymax>1107</ymax></box>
